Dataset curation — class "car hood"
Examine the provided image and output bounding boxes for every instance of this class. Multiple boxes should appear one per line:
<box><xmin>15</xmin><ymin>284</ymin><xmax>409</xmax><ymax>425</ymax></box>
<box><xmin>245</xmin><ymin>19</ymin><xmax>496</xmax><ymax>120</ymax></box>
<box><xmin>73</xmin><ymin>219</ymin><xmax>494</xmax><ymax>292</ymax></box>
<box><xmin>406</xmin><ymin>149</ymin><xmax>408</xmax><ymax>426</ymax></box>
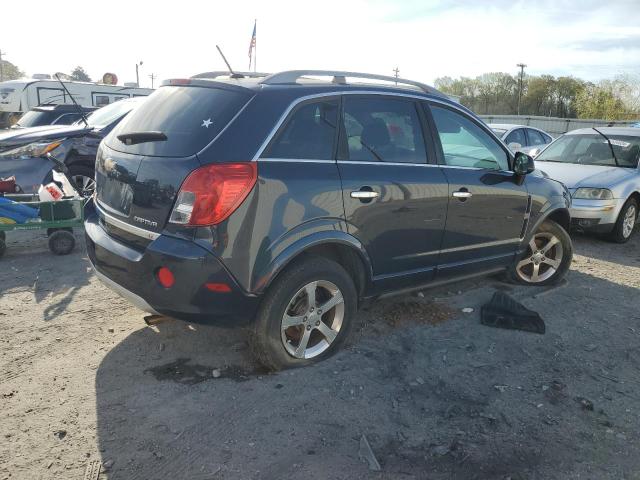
<box><xmin>535</xmin><ymin>161</ymin><xmax>635</xmax><ymax>190</ymax></box>
<box><xmin>0</xmin><ymin>124</ymin><xmax>93</xmax><ymax>149</ymax></box>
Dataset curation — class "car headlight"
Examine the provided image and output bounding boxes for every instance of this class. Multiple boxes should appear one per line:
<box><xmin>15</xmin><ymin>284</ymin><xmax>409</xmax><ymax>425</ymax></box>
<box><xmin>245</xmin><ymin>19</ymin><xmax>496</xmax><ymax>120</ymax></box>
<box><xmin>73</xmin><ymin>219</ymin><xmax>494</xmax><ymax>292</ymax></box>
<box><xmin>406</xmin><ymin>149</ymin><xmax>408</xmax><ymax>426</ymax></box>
<box><xmin>0</xmin><ymin>140</ymin><xmax>62</xmax><ymax>159</ymax></box>
<box><xmin>573</xmin><ymin>188</ymin><xmax>613</xmax><ymax>200</ymax></box>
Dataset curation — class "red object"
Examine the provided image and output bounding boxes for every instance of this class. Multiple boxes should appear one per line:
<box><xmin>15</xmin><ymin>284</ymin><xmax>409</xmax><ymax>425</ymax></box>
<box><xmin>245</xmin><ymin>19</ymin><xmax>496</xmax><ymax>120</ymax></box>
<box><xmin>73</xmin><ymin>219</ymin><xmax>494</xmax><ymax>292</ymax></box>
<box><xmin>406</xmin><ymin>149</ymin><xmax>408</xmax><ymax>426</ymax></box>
<box><xmin>0</xmin><ymin>176</ymin><xmax>17</xmax><ymax>194</ymax></box>
<box><xmin>204</xmin><ymin>282</ymin><xmax>232</xmax><ymax>293</ymax></box>
<box><xmin>175</xmin><ymin>162</ymin><xmax>257</xmax><ymax>226</ymax></box>
<box><xmin>169</xmin><ymin>79</ymin><xmax>191</xmax><ymax>85</ymax></box>
<box><xmin>156</xmin><ymin>267</ymin><xmax>175</xmax><ymax>288</ymax></box>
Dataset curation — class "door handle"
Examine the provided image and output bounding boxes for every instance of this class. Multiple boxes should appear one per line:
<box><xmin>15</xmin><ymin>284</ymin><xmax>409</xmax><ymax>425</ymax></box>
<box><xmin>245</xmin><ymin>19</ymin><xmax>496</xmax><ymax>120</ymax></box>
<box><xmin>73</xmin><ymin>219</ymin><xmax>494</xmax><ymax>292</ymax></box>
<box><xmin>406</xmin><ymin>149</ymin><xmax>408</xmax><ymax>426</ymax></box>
<box><xmin>351</xmin><ymin>189</ymin><xmax>379</xmax><ymax>200</ymax></box>
<box><xmin>452</xmin><ymin>189</ymin><xmax>472</xmax><ymax>200</ymax></box>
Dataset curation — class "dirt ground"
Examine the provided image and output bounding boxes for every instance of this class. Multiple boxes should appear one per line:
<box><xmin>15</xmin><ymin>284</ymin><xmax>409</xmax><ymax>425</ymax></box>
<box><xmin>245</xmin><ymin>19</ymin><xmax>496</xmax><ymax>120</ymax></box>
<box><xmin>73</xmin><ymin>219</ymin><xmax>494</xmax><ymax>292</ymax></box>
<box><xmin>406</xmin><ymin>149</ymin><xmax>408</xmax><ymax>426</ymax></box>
<box><xmin>1</xmin><ymin>229</ymin><xmax>639</xmax><ymax>480</ymax></box>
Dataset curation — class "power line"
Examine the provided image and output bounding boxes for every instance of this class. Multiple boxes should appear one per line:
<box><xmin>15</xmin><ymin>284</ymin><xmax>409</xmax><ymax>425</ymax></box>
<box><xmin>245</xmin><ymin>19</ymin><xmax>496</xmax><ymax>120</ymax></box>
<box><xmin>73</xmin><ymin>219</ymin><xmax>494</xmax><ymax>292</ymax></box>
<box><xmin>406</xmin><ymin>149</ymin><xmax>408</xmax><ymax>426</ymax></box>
<box><xmin>517</xmin><ymin>63</ymin><xmax>527</xmax><ymax>115</ymax></box>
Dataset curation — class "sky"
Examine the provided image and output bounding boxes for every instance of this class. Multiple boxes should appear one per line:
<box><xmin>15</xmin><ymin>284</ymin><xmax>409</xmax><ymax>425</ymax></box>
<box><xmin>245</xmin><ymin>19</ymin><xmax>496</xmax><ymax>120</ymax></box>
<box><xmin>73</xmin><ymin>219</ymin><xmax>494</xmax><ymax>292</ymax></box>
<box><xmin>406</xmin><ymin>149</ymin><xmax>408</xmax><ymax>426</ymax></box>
<box><xmin>1</xmin><ymin>0</ymin><xmax>639</xmax><ymax>88</ymax></box>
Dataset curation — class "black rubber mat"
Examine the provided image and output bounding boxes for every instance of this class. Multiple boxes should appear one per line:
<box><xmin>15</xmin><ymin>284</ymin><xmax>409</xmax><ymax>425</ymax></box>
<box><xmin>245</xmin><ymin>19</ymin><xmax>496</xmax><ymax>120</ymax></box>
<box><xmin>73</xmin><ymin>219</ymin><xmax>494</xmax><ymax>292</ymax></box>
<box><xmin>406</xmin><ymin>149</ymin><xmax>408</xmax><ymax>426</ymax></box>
<box><xmin>480</xmin><ymin>291</ymin><xmax>545</xmax><ymax>334</ymax></box>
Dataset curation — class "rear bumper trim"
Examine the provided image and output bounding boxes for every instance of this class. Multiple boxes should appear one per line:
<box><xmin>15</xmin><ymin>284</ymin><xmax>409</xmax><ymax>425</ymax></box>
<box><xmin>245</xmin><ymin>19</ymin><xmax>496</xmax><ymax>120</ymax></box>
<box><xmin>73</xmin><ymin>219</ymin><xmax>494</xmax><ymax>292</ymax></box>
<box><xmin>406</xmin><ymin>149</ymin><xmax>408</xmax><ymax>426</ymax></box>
<box><xmin>95</xmin><ymin>200</ymin><xmax>160</xmax><ymax>241</ymax></box>
<box><xmin>93</xmin><ymin>267</ymin><xmax>160</xmax><ymax>315</ymax></box>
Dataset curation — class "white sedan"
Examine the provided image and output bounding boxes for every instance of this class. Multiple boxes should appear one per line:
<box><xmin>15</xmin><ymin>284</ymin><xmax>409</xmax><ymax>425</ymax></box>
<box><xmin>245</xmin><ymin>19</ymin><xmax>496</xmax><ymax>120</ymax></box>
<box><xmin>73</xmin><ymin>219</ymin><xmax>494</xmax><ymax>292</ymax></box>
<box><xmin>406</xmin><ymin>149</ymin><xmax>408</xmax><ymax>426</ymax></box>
<box><xmin>489</xmin><ymin>123</ymin><xmax>553</xmax><ymax>154</ymax></box>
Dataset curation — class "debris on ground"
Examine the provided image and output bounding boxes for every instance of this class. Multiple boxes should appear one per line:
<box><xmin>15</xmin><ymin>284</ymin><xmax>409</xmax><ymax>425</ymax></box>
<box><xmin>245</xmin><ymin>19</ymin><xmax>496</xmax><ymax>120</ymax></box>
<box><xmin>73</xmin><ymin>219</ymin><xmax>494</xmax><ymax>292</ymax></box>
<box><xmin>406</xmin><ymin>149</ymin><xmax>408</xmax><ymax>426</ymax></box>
<box><xmin>576</xmin><ymin>397</ymin><xmax>594</xmax><ymax>411</ymax></box>
<box><xmin>359</xmin><ymin>434</ymin><xmax>382</xmax><ymax>472</ymax></box>
<box><xmin>462</xmin><ymin>307</ymin><xmax>474</xmax><ymax>313</ymax></box>
<box><xmin>480</xmin><ymin>291</ymin><xmax>545</xmax><ymax>334</ymax></box>
<box><xmin>381</xmin><ymin>301</ymin><xmax>454</xmax><ymax>328</ymax></box>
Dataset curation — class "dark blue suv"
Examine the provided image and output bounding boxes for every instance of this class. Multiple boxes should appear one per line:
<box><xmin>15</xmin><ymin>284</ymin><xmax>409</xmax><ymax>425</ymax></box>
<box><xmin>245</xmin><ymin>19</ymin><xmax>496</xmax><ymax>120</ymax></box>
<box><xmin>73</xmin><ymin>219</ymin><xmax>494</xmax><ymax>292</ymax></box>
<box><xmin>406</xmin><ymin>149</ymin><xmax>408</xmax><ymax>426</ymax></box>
<box><xmin>85</xmin><ymin>70</ymin><xmax>572</xmax><ymax>370</ymax></box>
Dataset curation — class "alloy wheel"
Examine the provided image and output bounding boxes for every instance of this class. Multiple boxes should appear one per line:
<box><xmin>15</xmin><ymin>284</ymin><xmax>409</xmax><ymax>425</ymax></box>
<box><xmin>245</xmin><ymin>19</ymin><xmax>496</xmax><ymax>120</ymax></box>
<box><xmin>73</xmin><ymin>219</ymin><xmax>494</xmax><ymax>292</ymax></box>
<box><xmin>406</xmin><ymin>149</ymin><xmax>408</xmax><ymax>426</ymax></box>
<box><xmin>281</xmin><ymin>280</ymin><xmax>345</xmax><ymax>359</ymax></box>
<box><xmin>516</xmin><ymin>232</ymin><xmax>564</xmax><ymax>283</ymax></box>
<box><xmin>72</xmin><ymin>174</ymin><xmax>96</xmax><ymax>198</ymax></box>
<box><xmin>623</xmin><ymin>205</ymin><xmax>637</xmax><ymax>239</ymax></box>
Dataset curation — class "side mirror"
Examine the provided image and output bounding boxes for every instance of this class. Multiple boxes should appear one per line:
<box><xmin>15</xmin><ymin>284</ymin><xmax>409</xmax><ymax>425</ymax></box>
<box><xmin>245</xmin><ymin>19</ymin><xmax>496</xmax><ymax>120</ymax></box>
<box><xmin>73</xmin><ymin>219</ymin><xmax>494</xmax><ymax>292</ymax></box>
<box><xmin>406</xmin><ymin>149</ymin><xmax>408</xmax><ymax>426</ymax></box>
<box><xmin>513</xmin><ymin>151</ymin><xmax>535</xmax><ymax>176</ymax></box>
<box><xmin>508</xmin><ymin>142</ymin><xmax>522</xmax><ymax>151</ymax></box>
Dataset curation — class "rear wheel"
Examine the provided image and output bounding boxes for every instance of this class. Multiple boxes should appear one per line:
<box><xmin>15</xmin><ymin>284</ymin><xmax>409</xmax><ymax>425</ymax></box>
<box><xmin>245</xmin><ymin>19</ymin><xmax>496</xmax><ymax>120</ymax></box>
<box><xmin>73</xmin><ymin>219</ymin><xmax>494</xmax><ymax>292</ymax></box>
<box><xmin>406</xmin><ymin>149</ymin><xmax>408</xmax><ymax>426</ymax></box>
<box><xmin>48</xmin><ymin>230</ymin><xmax>75</xmax><ymax>255</ymax></box>
<box><xmin>249</xmin><ymin>256</ymin><xmax>357</xmax><ymax>371</ymax></box>
<box><xmin>510</xmin><ymin>220</ymin><xmax>572</xmax><ymax>286</ymax></box>
<box><xmin>608</xmin><ymin>198</ymin><xmax>637</xmax><ymax>243</ymax></box>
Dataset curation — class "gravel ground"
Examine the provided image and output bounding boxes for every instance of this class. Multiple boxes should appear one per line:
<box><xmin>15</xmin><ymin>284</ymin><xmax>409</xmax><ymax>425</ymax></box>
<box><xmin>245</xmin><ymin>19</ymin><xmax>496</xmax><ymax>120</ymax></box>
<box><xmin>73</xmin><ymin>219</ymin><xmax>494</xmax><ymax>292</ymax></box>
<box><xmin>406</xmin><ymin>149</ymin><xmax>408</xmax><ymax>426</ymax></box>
<box><xmin>1</xmin><ymin>229</ymin><xmax>639</xmax><ymax>480</ymax></box>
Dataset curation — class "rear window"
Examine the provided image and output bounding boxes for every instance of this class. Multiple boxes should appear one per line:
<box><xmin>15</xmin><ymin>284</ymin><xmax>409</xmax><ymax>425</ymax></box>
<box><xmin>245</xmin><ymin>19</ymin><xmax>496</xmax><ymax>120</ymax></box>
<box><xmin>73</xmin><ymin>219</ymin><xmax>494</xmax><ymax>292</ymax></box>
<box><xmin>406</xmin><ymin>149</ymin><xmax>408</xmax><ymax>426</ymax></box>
<box><xmin>108</xmin><ymin>86</ymin><xmax>252</xmax><ymax>157</ymax></box>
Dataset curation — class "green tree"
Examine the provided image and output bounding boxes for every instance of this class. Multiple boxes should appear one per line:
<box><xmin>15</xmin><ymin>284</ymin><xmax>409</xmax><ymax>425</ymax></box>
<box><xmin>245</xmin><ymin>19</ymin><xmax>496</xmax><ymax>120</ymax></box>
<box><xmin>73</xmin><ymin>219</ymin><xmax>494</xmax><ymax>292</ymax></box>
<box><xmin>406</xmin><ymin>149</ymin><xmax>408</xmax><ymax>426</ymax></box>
<box><xmin>70</xmin><ymin>66</ymin><xmax>91</xmax><ymax>82</ymax></box>
<box><xmin>576</xmin><ymin>82</ymin><xmax>628</xmax><ymax>120</ymax></box>
<box><xmin>0</xmin><ymin>60</ymin><xmax>24</xmax><ymax>82</ymax></box>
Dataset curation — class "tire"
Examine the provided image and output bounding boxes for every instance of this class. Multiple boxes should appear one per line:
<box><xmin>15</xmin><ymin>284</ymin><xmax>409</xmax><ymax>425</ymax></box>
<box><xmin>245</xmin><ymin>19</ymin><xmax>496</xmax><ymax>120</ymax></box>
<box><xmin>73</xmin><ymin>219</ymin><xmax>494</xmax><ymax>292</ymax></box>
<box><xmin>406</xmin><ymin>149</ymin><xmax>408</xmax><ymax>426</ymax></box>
<box><xmin>249</xmin><ymin>256</ymin><xmax>358</xmax><ymax>371</ymax></box>
<box><xmin>510</xmin><ymin>220</ymin><xmax>573</xmax><ymax>286</ymax></box>
<box><xmin>47</xmin><ymin>227</ymin><xmax>73</xmax><ymax>237</ymax></box>
<box><xmin>0</xmin><ymin>238</ymin><xmax>5</xmax><ymax>258</ymax></box>
<box><xmin>608</xmin><ymin>198</ymin><xmax>638</xmax><ymax>244</ymax></box>
<box><xmin>0</xmin><ymin>231</ymin><xmax>5</xmax><ymax>241</ymax></box>
<box><xmin>67</xmin><ymin>164</ymin><xmax>96</xmax><ymax>199</ymax></box>
<box><xmin>48</xmin><ymin>230</ymin><xmax>75</xmax><ymax>255</ymax></box>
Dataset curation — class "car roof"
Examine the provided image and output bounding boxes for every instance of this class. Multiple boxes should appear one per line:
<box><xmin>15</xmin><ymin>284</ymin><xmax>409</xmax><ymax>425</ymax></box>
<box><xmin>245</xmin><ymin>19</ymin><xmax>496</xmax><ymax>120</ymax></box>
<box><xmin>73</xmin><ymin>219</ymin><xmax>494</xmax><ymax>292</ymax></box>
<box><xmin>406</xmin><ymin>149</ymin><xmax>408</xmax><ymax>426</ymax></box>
<box><xmin>565</xmin><ymin>127</ymin><xmax>640</xmax><ymax>137</ymax></box>
<box><xmin>33</xmin><ymin>104</ymin><xmax>96</xmax><ymax>112</ymax></box>
<box><xmin>166</xmin><ymin>71</ymin><xmax>467</xmax><ymax>115</ymax></box>
<box><xmin>488</xmin><ymin>123</ymin><xmax>531</xmax><ymax>129</ymax></box>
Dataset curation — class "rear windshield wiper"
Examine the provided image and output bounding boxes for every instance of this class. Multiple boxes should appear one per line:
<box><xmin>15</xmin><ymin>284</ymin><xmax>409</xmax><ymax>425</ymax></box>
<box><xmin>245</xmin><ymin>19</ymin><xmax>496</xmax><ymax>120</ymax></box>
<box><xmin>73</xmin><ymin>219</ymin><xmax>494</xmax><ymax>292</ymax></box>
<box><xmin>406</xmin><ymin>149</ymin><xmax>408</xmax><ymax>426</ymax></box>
<box><xmin>593</xmin><ymin>128</ymin><xmax>620</xmax><ymax>167</ymax></box>
<box><xmin>117</xmin><ymin>131</ymin><xmax>167</xmax><ymax>146</ymax></box>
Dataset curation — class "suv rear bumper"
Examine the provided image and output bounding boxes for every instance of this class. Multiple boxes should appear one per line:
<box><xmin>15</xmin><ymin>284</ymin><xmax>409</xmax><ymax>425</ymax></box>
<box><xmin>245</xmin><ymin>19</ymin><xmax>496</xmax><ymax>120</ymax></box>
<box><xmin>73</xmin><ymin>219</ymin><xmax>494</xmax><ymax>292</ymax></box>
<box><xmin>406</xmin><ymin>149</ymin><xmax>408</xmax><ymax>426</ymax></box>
<box><xmin>85</xmin><ymin>212</ymin><xmax>260</xmax><ymax>325</ymax></box>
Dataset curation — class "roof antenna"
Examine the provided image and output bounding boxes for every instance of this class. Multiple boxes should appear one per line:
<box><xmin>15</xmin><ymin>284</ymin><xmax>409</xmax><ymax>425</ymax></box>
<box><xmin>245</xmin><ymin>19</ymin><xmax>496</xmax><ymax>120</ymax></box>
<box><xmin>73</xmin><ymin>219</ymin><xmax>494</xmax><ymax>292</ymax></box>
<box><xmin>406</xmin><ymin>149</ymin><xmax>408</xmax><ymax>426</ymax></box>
<box><xmin>215</xmin><ymin>45</ymin><xmax>244</xmax><ymax>79</ymax></box>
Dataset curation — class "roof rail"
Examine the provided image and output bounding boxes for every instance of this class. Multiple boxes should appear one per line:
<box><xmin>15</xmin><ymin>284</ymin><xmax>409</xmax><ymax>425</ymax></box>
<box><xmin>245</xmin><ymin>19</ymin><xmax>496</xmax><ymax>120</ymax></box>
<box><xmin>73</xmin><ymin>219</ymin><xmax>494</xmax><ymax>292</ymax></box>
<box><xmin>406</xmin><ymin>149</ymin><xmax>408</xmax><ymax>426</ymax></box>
<box><xmin>260</xmin><ymin>70</ymin><xmax>442</xmax><ymax>95</ymax></box>
<box><xmin>191</xmin><ymin>71</ymin><xmax>270</xmax><ymax>79</ymax></box>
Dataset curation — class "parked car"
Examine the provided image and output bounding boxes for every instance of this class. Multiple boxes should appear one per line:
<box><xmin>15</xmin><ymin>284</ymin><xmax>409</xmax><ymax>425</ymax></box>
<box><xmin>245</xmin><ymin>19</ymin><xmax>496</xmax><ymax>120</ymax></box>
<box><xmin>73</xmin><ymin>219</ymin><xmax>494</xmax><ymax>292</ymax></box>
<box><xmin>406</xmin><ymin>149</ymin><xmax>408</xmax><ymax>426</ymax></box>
<box><xmin>534</xmin><ymin>127</ymin><xmax>640</xmax><ymax>242</ymax></box>
<box><xmin>0</xmin><ymin>97</ymin><xmax>145</xmax><ymax>196</ymax></box>
<box><xmin>86</xmin><ymin>70</ymin><xmax>572</xmax><ymax>370</ymax></box>
<box><xmin>631</xmin><ymin>122</ymin><xmax>640</xmax><ymax>128</ymax></box>
<box><xmin>489</xmin><ymin>123</ymin><xmax>553</xmax><ymax>154</ymax></box>
<box><xmin>0</xmin><ymin>78</ymin><xmax>152</xmax><ymax>128</ymax></box>
<box><xmin>11</xmin><ymin>104</ymin><xmax>97</xmax><ymax>129</ymax></box>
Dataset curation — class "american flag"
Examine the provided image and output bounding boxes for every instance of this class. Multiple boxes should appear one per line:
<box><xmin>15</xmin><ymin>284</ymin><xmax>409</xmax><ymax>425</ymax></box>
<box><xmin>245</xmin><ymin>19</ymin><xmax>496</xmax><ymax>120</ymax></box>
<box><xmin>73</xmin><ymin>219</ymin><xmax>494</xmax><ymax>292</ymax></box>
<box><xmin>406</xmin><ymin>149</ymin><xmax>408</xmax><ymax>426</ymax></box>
<box><xmin>248</xmin><ymin>21</ymin><xmax>256</xmax><ymax>69</ymax></box>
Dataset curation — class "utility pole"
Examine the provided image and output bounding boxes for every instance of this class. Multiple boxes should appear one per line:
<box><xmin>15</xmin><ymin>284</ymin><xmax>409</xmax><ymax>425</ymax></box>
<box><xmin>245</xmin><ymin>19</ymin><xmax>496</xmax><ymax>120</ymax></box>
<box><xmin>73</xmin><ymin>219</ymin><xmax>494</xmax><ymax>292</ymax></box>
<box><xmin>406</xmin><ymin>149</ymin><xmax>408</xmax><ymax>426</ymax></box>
<box><xmin>393</xmin><ymin>67</ymin><xmax>400</xmax><ymax>85</ymax></box>
<box><xmin>516</xmin><ymin>63</ymin><xmax>527</xmax><ymax>116</ymax></box>
<box><xmin>148</xmin><ymin>73</ymin><xmax>156</xmax><ymax>88</ymax></box>
<box><xmin>0</xmin><ymin>49</ymin><xmax>5</xmax><ymax>83</ymax></box>
<box><xmin>135</xmin><ymin>60</ymin><xmax>144</xmax><ymax>87</ymax></box>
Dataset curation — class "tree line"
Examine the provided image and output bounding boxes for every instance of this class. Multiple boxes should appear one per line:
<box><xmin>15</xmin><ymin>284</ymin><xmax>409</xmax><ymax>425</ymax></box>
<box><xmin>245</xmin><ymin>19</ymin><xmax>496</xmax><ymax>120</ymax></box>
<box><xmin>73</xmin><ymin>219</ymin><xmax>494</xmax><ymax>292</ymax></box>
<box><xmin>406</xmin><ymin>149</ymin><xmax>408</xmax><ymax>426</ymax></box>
<box><xmin>0</xmin><ymin>60</ymin><xmax>92</xmax><ymax>83</ymax></box>
<box><xmin>435</xmin><ymin>72</ymin><xmax>640</xmax><ymax>121</ymax></box>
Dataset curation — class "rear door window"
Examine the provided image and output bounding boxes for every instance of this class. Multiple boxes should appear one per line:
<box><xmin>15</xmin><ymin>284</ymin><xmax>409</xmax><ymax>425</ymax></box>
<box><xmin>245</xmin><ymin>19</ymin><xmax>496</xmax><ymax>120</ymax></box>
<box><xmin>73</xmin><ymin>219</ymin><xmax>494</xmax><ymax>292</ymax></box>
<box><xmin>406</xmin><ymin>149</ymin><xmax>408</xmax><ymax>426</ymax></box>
<box><xmin>341</xmin><ymin>96</ymin><xmax>427</xmax><ymax>164</ymax></box>
<box><xmin>262</xmin><ymin>99</ymin><xmax>338</xmax><ymax>160</ymax></box>
<box><xmin>527</xmin><ymin>129</ymin><xmax>547</xmax><ymax>145</ymax></box>
<box><xmin>108</xmin><ymin>86</ymin><xmax>253</xmax><ymax>157</ymax></box>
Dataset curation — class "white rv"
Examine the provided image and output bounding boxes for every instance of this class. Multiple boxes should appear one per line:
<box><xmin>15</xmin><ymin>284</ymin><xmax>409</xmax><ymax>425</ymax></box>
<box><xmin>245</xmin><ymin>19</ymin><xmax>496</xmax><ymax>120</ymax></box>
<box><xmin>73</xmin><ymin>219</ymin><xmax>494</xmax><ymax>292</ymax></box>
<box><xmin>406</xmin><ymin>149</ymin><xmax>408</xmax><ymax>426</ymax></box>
<box><xmin>0</xmin><ymin>79</ymin><xmax>153</xmax><ymax>128</ymax></box>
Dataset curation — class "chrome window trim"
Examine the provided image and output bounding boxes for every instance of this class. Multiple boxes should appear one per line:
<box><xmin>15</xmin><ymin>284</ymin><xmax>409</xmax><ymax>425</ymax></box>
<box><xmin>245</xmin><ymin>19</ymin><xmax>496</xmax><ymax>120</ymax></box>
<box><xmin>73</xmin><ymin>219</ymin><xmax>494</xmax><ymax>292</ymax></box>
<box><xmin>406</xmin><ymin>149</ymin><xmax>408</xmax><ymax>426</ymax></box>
<box><xmin>95</xmin><ymin>201</ymin><xmax>160</xmax><ymax>240</ymax></box>
<box><xmin>253</xmin><ymin>90</ymin><xmax>466</xmax><ymax>161</ymax></box>
<box><xmin>252</xmin><ymin>90</ymin><xmax>511</xmax><ymax>166</ymax></box>
<box><xmin>258</xmin><ymin>157</ymin><xmax>441</xmax><ymax>167</ymax></box>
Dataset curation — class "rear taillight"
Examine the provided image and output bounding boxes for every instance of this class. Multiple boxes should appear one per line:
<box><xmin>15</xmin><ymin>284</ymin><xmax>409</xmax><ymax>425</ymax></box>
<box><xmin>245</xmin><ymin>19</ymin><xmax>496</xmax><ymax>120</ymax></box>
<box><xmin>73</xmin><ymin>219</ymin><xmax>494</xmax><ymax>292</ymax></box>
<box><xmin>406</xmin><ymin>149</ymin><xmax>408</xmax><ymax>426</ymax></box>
<box><xmin>169</xmin><ymin>162</ymin><xmax>257</xmax><ymax>226</ymax></box>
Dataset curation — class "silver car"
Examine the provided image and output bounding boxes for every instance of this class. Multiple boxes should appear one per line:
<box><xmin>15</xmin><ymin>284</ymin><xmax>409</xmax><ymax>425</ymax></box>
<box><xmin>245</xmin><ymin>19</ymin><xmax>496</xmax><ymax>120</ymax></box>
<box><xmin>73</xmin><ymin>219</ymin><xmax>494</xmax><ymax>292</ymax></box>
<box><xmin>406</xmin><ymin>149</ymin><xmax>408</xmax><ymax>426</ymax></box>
<box><xmin>489</xmin><ymin>123</ymin><xmax>553</xmax><ymax>154</ymax></box>
<box><xmin>533</xmin><ymin>127</ymin><xmax>640</xmax><ymax>242</ymax></box>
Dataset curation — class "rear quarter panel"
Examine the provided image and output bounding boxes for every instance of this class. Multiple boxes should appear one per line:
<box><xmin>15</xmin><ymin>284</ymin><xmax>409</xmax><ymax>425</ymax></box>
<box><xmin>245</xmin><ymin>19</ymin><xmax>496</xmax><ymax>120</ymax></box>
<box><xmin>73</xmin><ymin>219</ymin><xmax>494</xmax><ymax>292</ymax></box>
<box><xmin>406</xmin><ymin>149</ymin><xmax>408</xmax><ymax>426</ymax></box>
<box><xmin>193</xmin><ymin>160</ymin><xmax>348</xmax><ymax>293</ymax></box>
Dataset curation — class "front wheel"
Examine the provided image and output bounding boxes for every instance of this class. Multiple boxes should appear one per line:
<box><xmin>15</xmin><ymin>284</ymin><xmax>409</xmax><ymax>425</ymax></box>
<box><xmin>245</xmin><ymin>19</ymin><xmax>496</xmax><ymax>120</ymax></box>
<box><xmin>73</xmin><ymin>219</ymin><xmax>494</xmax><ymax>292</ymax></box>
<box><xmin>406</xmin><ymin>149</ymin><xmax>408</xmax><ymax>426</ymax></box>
<box><xmin>510</xmin><ymin>220</ymin><xmax>573</xmax><ymax>286</ymax></box>
<box><xmin>608</xmin><ymin>198</ymin><xmax>637</xmax><ymax>243</ymax></box>
<box><xmin>249</xmin><ymin>256</ymin><xmax>357</xmax><ymax>371</ymax></box>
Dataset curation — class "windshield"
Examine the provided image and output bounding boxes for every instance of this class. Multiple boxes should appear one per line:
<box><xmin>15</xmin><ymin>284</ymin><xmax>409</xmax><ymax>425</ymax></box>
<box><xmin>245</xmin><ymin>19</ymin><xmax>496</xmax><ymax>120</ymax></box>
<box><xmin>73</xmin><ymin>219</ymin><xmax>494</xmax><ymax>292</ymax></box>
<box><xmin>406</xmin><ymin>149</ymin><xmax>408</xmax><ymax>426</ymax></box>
<box><xmin>76</xmin><ymin>99</ymin><xmax>137</xmax><ymax>129</ymax></box>
<box><xmin>13</xmin><ymin>110</ymin><xmax>47</xmax><ymax>128</ymax></box>
<box><xmin>536</xmin><ymin>134</ymin><xmax>640</xmax><ymax>168</ymax></box>
<box><xmin>491</xmin><ymin>128</ymin><xmax>507</xmax><ymax>137</ymax></box>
